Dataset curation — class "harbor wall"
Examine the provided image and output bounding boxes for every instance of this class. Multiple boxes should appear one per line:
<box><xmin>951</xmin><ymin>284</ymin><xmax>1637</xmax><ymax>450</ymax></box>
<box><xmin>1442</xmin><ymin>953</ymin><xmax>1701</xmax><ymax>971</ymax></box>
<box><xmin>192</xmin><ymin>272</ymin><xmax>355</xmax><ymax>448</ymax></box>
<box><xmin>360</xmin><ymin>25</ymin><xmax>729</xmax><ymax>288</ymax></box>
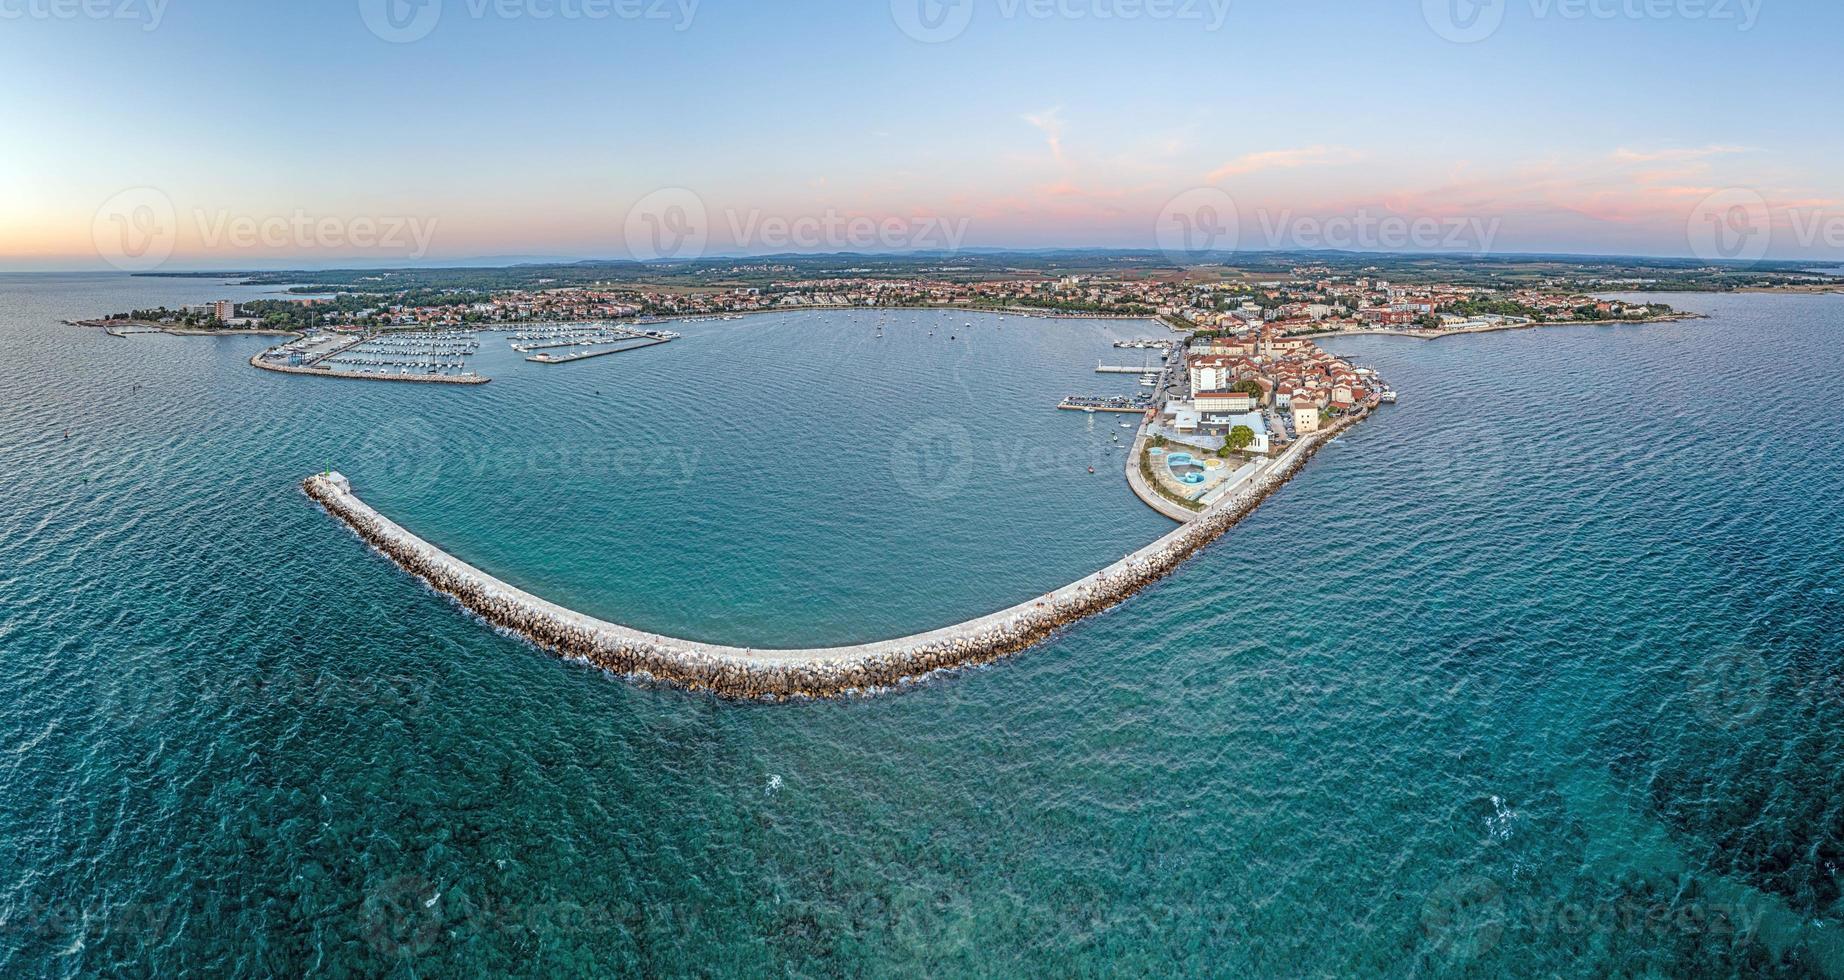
<box><xmin>250</xmin><ymin>353</ymin><xmax>490</xmax><ymax>385</ymax></box>
<box><xmin>304</xmin><ymin>408</ymin><xmax>1370</xmax><ymax>700</ymax></box>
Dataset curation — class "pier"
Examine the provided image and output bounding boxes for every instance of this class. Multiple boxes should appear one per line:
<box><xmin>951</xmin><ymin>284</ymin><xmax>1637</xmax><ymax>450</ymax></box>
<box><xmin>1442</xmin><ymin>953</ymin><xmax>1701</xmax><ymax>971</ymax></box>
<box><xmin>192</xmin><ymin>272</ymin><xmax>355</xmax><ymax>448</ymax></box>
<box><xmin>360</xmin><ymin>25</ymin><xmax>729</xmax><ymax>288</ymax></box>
<box><xmin>527</xmin><ymin>337</ymin><xmax>671</xmax><ymax>364</ymax></box>
<box><xmin>1096</xmin><ymin>363</ymin><xmax>1161</xmax><ymax>374</ymax></box>
<box><xmin>1058</xmin><ymin>395</ymin><xmax>1154</xmax><ymax>414</ymax></box>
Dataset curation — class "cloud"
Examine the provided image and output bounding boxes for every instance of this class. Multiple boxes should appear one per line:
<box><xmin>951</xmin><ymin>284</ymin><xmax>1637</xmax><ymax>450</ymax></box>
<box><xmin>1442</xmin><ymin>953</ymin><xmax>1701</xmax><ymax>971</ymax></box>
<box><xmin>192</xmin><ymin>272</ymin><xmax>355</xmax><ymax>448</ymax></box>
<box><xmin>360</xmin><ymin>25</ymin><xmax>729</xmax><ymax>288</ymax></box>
<box><xmin>1208</xmin><ymin>146</ymin><xmax>1365</xmax><ymax>182</ymax></box>
<box><xmin>1023</xmin><ymin>107</ymin><xmax>1067</xmax><ymax>165</ymax></box>
<box><xmin>1610</xmin><ymin>145</ymin><xmax>1751</xmax><ymax>164</ymax></box>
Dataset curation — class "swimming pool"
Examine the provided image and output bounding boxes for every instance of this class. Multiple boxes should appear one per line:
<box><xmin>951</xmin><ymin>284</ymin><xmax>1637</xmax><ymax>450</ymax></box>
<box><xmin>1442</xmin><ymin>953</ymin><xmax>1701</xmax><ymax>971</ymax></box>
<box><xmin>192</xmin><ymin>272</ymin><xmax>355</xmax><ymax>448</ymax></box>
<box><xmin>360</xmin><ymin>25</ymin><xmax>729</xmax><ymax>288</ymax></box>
<box><xmin>1165</xmin><ymin>452</ymin><xmax>1208</xmax><ymax>486</ymax></box>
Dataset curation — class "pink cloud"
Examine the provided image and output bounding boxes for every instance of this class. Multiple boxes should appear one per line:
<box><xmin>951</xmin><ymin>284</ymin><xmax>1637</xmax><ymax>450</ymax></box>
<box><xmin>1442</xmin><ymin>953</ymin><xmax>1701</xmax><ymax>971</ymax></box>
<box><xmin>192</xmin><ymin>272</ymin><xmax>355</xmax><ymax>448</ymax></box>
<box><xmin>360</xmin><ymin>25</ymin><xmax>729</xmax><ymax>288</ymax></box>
<box><xmin>1208</xmin><ymin>146</ymin><xmax>1366</xmax><ymax>182</ymax></box>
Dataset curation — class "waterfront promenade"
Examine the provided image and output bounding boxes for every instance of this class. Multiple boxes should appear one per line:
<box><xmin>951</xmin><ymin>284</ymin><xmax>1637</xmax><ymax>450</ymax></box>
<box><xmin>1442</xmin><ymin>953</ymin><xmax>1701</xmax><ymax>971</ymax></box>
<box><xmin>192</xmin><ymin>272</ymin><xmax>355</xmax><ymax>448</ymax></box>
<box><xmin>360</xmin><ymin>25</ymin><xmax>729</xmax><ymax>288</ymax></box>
<box><xmin>304</xmin><ymin>407</ymin><xmax>1365</xmax><ymax>700</ymax></box>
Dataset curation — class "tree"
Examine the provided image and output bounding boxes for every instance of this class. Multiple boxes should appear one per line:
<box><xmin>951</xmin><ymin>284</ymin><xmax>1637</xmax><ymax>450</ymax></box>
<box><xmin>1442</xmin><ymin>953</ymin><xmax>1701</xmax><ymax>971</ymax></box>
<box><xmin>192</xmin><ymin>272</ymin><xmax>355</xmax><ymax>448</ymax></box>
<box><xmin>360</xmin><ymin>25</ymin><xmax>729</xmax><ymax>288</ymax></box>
<box><xmin>1231</xmin><ymin>379</ymin><xmax>1262</xmax><ymax>399</ymax></box>
<box><xmin>1225</xmin><ymin>425</ymin><xmax>1256</xmax><ymax>453</ymax></box>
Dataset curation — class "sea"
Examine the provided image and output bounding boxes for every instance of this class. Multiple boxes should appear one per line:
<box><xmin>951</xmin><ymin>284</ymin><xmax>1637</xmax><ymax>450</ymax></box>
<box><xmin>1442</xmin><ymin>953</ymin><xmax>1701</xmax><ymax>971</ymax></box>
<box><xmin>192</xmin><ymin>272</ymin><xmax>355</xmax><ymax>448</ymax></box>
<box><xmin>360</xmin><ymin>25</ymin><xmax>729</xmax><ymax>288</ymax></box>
<box><xmin>0</xmin><ymin>273</ymin><xmax>1839</xmax><ymax>976</ymax></box>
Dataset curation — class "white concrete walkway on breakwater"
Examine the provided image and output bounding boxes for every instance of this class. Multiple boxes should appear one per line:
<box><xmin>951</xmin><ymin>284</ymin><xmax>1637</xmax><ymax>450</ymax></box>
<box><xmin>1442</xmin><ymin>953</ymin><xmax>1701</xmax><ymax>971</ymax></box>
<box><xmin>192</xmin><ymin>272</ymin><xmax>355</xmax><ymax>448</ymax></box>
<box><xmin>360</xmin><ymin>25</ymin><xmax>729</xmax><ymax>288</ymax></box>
<box><xmin>1124</xmin><ymin>423</ymin><xmax>1203</xmax><ymax>524</ymax></box>
<box><xmin>304</xmin><ymin>411</ymin><xmax>1361</xmax><ymax>699</ymax></box>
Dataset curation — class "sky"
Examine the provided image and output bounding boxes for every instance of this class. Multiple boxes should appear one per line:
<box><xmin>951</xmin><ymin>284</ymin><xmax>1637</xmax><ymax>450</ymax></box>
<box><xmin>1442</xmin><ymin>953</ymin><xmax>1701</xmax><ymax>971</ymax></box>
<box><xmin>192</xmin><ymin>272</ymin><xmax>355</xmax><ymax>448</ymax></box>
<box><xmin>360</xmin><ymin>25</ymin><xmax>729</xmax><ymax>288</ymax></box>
<box><xmin>2</xmin><ymin>0</ymin><xmax>1841</xmax><ymax>269</ymax></box>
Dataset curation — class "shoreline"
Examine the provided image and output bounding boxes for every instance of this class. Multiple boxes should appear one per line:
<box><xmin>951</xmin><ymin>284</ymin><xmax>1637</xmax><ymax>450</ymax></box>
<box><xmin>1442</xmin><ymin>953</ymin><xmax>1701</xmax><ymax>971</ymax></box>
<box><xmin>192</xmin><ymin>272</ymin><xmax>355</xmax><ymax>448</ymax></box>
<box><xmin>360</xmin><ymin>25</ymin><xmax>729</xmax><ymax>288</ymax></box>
<box><xmin>1319</xmin><ymin>312</ymin><xmax>1705</xmax><ymax>342</ymax></box>
<box><xmin>637</xmin><ymin>305</ymin><xmax>1169</xmax><ymax>326</ymax></box>
<box><xmin>68</xmin><ymin>318</ymin><xmax>300</xmax><ymax>338</ymax></box>
<box><xmin>303</xmin><ymin>405</ymin><xmax>1369</xmax><ymax>701</ymax></box>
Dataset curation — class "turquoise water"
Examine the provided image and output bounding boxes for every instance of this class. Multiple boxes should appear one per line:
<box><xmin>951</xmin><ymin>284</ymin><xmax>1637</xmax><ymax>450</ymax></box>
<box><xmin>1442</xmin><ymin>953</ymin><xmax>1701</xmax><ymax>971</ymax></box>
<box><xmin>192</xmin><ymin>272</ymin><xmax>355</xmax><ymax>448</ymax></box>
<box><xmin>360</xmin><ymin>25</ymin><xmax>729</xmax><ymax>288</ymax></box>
<box><xmin>1</xmin><ymin>275</ymin><xmax>1841</xmax><ymax>976</ymax></box>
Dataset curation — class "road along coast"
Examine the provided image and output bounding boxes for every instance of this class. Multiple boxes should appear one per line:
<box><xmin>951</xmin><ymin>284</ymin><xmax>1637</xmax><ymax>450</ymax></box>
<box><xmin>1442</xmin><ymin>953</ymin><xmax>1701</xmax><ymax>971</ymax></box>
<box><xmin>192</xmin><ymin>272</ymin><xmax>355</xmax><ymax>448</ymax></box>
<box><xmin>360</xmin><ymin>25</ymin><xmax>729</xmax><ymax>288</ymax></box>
<box><xmin>304</xmin><ymin>408</ymin><xmax>1369</xmax><ymax>700</ymax></box>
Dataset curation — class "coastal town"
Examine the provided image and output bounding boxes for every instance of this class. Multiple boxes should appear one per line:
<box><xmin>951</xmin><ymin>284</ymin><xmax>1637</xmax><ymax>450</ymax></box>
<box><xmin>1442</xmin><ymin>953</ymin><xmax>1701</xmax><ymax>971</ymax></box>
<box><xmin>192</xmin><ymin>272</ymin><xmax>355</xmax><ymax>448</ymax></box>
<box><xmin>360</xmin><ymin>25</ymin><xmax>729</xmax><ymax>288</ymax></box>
<box><xmin>67</xmin><ymin>262</ymin><xmax>1693</xmax><ymax>392</ymax></box>
<box><xmin>74</xmin><ymin>265</ymin><xmax>1651</xmax><ymax>514</ymax></box>
<box><xmin>78</xmin><ymin>263</ymin><xmax>1692</xmax><ymax>340</ymax></box>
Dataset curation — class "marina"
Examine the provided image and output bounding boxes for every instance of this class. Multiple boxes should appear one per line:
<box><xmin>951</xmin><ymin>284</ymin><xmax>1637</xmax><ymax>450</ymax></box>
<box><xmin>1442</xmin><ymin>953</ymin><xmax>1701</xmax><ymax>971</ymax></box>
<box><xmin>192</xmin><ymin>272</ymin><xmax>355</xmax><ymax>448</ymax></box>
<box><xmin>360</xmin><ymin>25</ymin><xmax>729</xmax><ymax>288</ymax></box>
<box><xmin>253</xmin><ymin>330</ymin><xmax>488</xmax><ymax>384</ymax></box>
<box><xmin>508</xmin><ymin>322</ymin><xmax>681</xmax><ymax>361</ymax></box>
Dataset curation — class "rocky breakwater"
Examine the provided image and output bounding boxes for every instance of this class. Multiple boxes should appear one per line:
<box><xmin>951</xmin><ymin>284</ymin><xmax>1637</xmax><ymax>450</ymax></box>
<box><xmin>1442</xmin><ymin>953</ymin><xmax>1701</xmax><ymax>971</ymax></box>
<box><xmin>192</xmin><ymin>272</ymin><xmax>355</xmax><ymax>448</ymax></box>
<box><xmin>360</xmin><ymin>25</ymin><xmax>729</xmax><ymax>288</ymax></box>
<box><xmin>302</xmin><ymin>407</ymin><xmax>1369</xmax><ymax>700</ymax></box>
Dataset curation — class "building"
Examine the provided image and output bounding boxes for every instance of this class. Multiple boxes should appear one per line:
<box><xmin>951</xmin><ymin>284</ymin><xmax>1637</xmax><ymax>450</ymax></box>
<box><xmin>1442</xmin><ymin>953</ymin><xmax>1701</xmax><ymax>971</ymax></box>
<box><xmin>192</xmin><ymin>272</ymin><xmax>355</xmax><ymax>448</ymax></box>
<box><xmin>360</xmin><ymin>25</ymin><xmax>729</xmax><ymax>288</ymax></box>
<box><xmin>1292</xmin><ymin>399</ymin><xmax>1322</xmax><ymax>434</ymax></box>
<box><xmin>1216</xmin><ymin>412</ymin><xmax>1270</xmax><ymax>454</ymax></box>
<box><xmin>1188</xmin><ymin>354</ymin><xmax>1236</xmax><ymax>392</ymax></box>
<box><xmin>1195</xmin><ymin>391</ymin><xmax>1255</xmax><ymax>414</ymax></box>
<box><xmin>1167</xmin><ymin>407</ymin><xmax>1202</xmax><ymax>434</ymax></box>
<box><xmin>212</xmin><ymin>300</ymin><xmax>236</xmax><ymax>323</ymax></box>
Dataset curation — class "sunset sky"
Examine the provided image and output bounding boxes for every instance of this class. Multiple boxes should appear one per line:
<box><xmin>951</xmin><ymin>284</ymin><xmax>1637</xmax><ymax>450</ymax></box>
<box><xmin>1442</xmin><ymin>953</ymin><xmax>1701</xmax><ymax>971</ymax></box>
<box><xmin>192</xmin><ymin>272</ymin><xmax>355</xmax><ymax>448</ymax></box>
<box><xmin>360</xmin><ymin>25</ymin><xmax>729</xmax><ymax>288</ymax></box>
<box><xmin>3</xmin><ymin>0</ymin><xmax>1839</xmax><ymax>268</ymax></box>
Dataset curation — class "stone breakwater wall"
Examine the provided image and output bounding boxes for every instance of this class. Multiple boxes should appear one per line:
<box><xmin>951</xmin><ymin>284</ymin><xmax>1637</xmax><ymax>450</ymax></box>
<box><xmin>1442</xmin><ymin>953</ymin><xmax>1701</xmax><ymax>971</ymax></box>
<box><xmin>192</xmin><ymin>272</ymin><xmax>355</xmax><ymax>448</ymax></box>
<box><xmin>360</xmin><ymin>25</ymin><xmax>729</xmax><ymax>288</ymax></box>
<box><xmin>303</xmin><ymin>410</ymin><xmax>1365</xmax><ymax>700</ymax></box>
<box><xmin>249</xmin><ymin>353</ymin><xmax>490</xmax><ymax>385</ymax></box>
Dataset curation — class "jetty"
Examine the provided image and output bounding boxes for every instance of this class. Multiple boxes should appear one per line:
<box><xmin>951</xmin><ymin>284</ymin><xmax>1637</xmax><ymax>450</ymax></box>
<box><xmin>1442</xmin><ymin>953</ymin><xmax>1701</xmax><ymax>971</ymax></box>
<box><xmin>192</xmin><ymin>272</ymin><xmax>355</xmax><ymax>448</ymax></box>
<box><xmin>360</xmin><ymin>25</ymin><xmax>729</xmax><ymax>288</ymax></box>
<box><xmin>302</xmin><ymin>404</ymin><xmax>1370</xmax><ymax>701</ymax></box>
<box><xmin>1096</xmin><ymin>363</ymin><xmax>1160</xmax><ymax>374</ymax></box>
<box><xmin>527</xmin><ymin>337</ymin><xmax>671</xmax><ymax>364</ymax></box>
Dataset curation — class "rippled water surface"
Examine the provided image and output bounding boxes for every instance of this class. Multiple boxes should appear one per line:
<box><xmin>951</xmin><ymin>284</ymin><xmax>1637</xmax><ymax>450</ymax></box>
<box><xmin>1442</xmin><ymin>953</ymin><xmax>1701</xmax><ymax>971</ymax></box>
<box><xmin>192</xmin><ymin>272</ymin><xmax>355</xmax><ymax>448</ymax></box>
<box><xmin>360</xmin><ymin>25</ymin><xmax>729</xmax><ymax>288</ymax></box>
<box><xmin>1</xmin><ymin>275</ymin><xmax>1840</xmax><ymax>976</ymax></box>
